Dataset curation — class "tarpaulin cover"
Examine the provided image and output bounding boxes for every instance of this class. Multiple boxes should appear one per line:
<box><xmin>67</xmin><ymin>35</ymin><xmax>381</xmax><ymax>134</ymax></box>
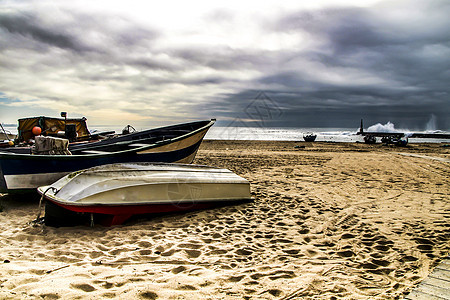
<box><xmin>18</xmin><ymin>116</ymin><xmax>90</xmax><ymax>142</ymax></box>
<box><xmin>33</xmin><ymin>136</ymin><xmax>71</xmax><ymax>155</ymax></box>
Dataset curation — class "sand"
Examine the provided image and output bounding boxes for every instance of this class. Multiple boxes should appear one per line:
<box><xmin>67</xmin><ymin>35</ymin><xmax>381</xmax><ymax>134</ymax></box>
<box><xmin>0</xmin><ymin>140</ymin><xmax>449</xmax><ymax>299</ymax></box>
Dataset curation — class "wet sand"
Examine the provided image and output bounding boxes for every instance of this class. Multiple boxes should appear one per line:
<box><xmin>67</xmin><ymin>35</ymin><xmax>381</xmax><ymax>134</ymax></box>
<box><xmin>0</xmin><ymin>140</ymin><xmax>449</xmax><ymax>299</ymax></box>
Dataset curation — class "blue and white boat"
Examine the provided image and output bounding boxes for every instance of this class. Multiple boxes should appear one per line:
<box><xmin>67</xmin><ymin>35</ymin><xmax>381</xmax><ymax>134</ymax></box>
<box><xmin>0</xmin><ymin>119</ymin><xmax>215</xmax><ymax>193</ymax></box>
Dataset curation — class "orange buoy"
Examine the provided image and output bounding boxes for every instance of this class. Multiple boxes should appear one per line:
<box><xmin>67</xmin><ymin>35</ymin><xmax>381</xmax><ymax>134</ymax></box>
<box><xmin>32</xmin><ymin>126</ymin><xmax>42</xmax><ymax>135</ymax></box>
<box><xmin>8</xmin><ymin>140</ymin><xmax>14</xmax><ymax>146</ymax></box>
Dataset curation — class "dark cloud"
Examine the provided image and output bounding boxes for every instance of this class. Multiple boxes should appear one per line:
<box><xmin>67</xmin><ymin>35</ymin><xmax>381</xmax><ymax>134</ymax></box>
<box><xmin>0</xmin><ymin>10</ymin><xmax>160</xmax><ymax>55</ymax></box>
<box><xmin>0</xmin><ymin>12</ymin><xmax>93</xmax><ymax>52</ymax></box>
<box><xmin>205</xmin><ymin>87</ymin><xmax>449</xmax><ymax>129</ymax></box>
<box><xmin>212</xmin><ymin>0</ymin><xmax>450</xmax><ymax>129</ymax></box>
<box><xmin>276</xmin><ymin>1</ymin><xmax>450</xmax><ymax>52</ymax></box>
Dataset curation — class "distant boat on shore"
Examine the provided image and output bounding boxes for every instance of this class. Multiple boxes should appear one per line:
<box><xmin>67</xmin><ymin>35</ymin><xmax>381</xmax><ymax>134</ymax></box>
<box><xmin>303</xmin><ymin>133</ymin><xmax>317</xmax><ymax>142</ymax></box>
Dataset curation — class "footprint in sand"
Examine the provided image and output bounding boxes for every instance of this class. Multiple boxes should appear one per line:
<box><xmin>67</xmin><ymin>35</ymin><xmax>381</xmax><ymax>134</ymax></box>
<box><xmin>235</xmin><ymin>248</ymin><xmax>253</xmax><ymax>256</ymax></box>
<box><xmin>178</xmin><ymin>243</ymin><xmax>203</xmax><ymax>249</ymax></box>
<box><xmin>71</xmin><ymin>283</ymin><xmax>96</xmax><ymax>292</ymax></box>
<box><xmin>138</xmin><ymin>241</ymin><xmax>152</xmax><ymax>248</ymax></box>
<box><xmin>250</xmin><ymin>273</ymin><xmax>265</xmax><ymax>280</ymax></box>
<box><xmin>139</xmin><ymin>250</ymin><xmax>152</xmax><ymax>255</ymax></box>
<box><xmin>102</xmin><ymin>282</ymin><xmax>114</xmax><ymax>289</ymax></box>
<box><xmin>177</xmin><ymin>284</ymin><xmax>197</xmax><ymax>290</ymax></box>
<box><xmin>417</xmin><ymin>244</ymin><xmax>433</xmax><ymax>251</ymax></box>
<box><xmin>101</xmin><ymin>292</ymin><xmax>116</xmax><ymax>298</ymax></box>
<box><xmin>89</xmin><ymin>251</ymin><xmax>104</xmax><ymax>259</ymax></box>
<box><xmin>140</xmin><ymin>291</ymin><xmax>158</xmax><ymax>299</ymax></box>
<box><xmin>209</xmin><ymin>249</ymin><xmax>228</xmax><ymax>255</ymax></box>
<box><xmin>376</xmin><ymin>239</ymin><xmax>394</xmax><ymax>246</ymax></box>
<box><xmin>400</xmin><ymin>255</ymin><xmax>418</xmax><ymax>262</ymax></box>
<box><xmin>268</xmin><ymin>270</ymin><xmax>296</xmax><ymax>280</ymax></box>
<box><xmin>371</xmin><ymin>258</ymin><xmax>391</xmax><ymax>267</ymax></box>
<box><xmin>161</xmin><ymin>249</ymin><xmax>177</xmax><ymax>256</ymax></box>
<box><xmin>298</xmin><ymin>227</ymin><xmax>310</xmax><ymax>234</ymax></box>
<box><xmin>265</xmin><ymin>289</ymin><xmax>283</xmax><ymax>297</ymax></box>
<box><xmin>39</xmin><ymin>293</ymin><xmax>60</xmax><ymax>300</ymax></box>
<box><xmin>184</xmin><ymin>249</ymin><xmax>201</xmax><ymax>258</ymax></box>
<box><xmin>374</xmin><ymin>245</ymin><xmax>391</xmax><ymax>252</ymax></box>
<box><xmin>227</xmin><ymin>275</ymin><xmax>246</xmax><ymax>282</ymax></box>
<box><xmin>337</xmin><ymin>250</ymin><xmax>355</xmax><ymax>258</ymax></box>
<box><xmin>413</xmin><ymin>238</ymin><xmax>434</xmax><ymax>252</ymax></box>
<box><xmin>341</xmin><ymin>233</ymin><xmax>356</xmax><ymax>239</ymax></box>
<box><xmin>273</xmin><ymin>238</ymin><xmax>293</xmax><ymax>244</ymax></box>
<box><xmin>359</xmin><ymin>262</ymin><xmax>379</xmax><ymax>270</ymax></box>
<box><xmin>172</xmin><ymin>266</ymin><xmax>187</xmax><ymax>274</ymax></box>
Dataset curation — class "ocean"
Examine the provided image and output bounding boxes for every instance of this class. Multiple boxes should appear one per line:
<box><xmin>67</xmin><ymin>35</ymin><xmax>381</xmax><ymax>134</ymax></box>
<box><xmin>2</xmin><ymin>124</ymin><xmax>449</xmax><ymax>144</ymax></box>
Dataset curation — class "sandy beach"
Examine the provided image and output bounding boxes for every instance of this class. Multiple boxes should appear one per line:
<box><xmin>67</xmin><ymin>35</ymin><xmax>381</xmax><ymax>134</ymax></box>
<box><xmin>0</xmin><ymin>140</ymin><xmax>449</xmax><ymax>299</ymax></box>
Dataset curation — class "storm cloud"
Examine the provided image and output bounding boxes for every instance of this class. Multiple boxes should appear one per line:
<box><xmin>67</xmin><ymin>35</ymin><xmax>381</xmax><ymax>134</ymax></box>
<box><xmin>0</xmin><ymin>0</ymin><xmax>449</xmax><ymax>129</ymax></box>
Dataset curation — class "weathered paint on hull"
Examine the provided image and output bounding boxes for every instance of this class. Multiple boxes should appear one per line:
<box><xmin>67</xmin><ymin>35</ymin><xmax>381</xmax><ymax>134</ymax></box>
<box><xmin>45</xmin><ymin>199</ymin><xmax>251</xmax><ymax>226</ymax></box>
<box><xmin>46</xmin><ymin>199</ymin><xmax>250</xmax><ymax>226</ymax></box>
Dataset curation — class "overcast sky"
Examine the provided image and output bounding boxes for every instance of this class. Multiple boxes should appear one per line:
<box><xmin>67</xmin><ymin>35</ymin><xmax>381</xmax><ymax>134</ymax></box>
<box><xmin>0</xmin><ymin>0</ymin><xmax>449</xmax><ymax>130</ymax></box>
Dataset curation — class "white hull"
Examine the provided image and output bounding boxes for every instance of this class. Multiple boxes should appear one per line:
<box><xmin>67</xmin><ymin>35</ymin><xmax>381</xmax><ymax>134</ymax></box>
<box><xmin>38</xmin><ymin>163</ymin><xmax>252</xmax><ymax>225</ymax></box>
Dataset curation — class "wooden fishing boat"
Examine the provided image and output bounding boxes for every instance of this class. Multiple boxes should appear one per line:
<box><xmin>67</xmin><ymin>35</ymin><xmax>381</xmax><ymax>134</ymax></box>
<box><xmin>2</xmin><ymin>117</ymin><xmax>208</xmax><ymax>154</ymax></box>
<box><xmin>0</xmin><ymin>119</ymin><xmax>215</xmax><ymax>193</ymax></box>
<box><xmin>37</xmin><ymin>162</ymin><xmax>252</xmax><ymax>226</ymax></box>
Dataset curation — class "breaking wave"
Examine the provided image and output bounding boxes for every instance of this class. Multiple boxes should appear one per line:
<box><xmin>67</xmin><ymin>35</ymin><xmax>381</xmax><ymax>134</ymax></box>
<box><xmin>367</xmin><ymin>122</ymin><xmax>401</xmax><ymax>133</ymax></box>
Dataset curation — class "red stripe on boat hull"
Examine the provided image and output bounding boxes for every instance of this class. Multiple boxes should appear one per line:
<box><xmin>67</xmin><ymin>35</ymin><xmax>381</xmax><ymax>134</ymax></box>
<box><xmin>45</xmin><ymin>199</ymin><xmax>235</xmax><ymax>225</ymax></box>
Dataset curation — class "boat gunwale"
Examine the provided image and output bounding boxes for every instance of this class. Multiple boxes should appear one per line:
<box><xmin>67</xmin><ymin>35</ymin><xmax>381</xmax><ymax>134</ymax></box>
<box><xmin>38</xmin><ymin>183</ymin><xmax>252</xmax><ymax>207</ymax></box>
<box><xmin>0</xmin><ymin>119</ymin><xmax>215</xmax><ymax>160</ymax></box>
<box><xmin>66</xmin><ymin>163</ymin><xmax>233</xmax><ymax>175</ymax></box>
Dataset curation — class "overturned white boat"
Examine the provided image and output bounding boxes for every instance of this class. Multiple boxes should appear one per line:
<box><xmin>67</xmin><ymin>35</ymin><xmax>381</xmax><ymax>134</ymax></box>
<box><xmin>37</xmin><ymin>162</ymin><xmax>252</xmax><ymax>226</ymax></box>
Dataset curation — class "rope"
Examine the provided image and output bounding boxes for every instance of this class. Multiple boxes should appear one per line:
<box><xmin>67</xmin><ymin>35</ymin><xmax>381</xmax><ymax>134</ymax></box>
<box><xmin>32</xmin><ymin>187</ymin><xmax>58</xmax><ymax>225</ymax></box>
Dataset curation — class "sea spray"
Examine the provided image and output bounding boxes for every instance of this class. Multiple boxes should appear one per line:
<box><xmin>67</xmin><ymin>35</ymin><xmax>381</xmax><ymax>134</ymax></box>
<box><xmin>367</xmin><ymin>122</ymin><xmax>400</xmax><ymax>133</ymax></box>
<box><xmin>425</xmin><ymin>114</ymin><xmax>437</xmax><ymax>132</ymax></box>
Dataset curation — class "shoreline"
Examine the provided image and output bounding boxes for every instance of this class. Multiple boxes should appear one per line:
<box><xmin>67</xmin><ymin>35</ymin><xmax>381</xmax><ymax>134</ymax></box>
<box><xmin>1</xmin><ymin>140</ymin><xmax>449</xmax><ymax>299</ymax></box>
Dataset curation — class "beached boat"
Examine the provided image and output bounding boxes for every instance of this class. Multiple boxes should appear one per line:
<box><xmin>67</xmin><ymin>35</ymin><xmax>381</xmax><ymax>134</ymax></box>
<box><xmin>303</xmin><ymin>133</ymin><xmax>317</xmax><ymax>142</ymax></box>
<box><xmin>0</xmin><ymin>119</ymin><xmax>215</xmax><ymax>193</ymax></box>
<box><xmin>363</xmin><ymin>135</ymin><xmax>376</xmax><ymax>144</ymax></box>
<box><xmin>68</xmin><ymin>120</ymin><xmax>211</xmax><ymax>153</ymax></box>
<box><xmin>3</xmin><ymin>118</ymin><xmax>213</xmax><ymax>154</ymax></box>
<box><xmin>37</xmin><ymin>162</ymin><xmax>252</xmax><ymax>226</ymax></box>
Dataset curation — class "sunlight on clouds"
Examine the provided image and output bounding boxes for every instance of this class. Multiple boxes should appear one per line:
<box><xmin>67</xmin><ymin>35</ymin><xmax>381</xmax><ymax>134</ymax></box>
<box><xmin>85</xmin><ymin>108</ymin><xmax>149</xmax><ymax>125</ymax></box>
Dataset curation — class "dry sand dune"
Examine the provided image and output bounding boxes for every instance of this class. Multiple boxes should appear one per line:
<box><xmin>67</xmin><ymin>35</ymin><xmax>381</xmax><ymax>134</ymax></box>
<box><xmin>0</xmin><ymin>141</ymin><xmax>449</xmax><ymax>299</ymax></box>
